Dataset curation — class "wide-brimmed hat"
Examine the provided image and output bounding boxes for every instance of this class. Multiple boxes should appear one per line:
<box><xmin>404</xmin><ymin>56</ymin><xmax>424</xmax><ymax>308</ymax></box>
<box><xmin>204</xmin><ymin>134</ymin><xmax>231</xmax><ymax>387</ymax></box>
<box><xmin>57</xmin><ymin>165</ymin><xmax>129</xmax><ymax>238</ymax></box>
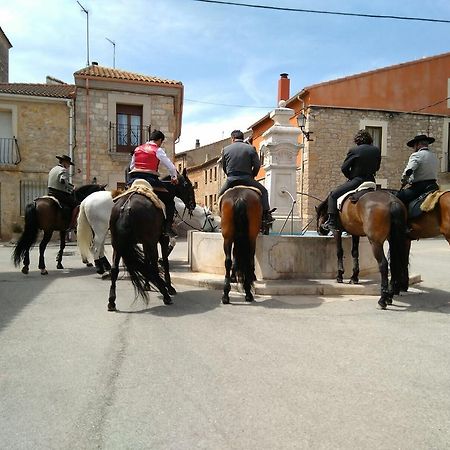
<box><xmin>407</xmin><ymin>134</ymin><xmax>435</xmax><ymax>148</ymax></box>
<box><xmin>56</xmin><ymin>154</ymin><xmax>74</xmax><ymax>165</ymax></box>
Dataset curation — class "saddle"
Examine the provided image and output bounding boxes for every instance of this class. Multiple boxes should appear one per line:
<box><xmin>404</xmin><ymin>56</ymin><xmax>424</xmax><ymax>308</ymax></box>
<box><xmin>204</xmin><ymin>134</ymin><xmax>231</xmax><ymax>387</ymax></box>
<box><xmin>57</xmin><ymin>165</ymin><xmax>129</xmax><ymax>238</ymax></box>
<box><xmin>337</xmin><ymin>182</ymin><xmax>376</xmax><ymax>211</ymax></box>
<box><xmin>38</xmin><ymin>196</ymin><xmax>79</xmax><ymax>229</ymax></box>
<box><xmin>218</xmin><ymin>185</ymin><xmax>261</xmax><ymax>210</ymax></box>
<box><xmin>407</xmin><ymin>189</ymin><xmax>442</xmax><ymax>219</ymax></box>
<box><xmin>113</xmin><ymin>179</ymin><xmax>166</xmax><ymax>215</ymax></box>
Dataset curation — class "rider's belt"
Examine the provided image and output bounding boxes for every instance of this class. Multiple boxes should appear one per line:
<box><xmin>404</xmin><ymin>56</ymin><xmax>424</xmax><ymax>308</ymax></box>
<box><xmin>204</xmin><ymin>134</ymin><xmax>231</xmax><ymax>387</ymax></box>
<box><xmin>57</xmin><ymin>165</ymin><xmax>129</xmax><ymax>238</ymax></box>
<box><xmin>228</xmin><ymin>171</ymin><xmax>251</xmax><ymax>177</ymax></box>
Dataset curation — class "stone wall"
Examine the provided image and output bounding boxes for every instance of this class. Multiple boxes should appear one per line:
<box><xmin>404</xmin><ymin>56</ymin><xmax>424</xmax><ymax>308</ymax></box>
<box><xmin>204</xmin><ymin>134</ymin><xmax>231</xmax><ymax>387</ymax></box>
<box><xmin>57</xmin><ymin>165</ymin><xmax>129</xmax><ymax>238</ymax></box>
<box><xmin>74</xmin><ymin>88</ymin><xmax>176</xmax><ymax>189</ymax></box>
<box><xmin>0</xmin><ymin>99</ymin><xmax>69</xmax><ymax>239</ymax></box>
<box><xmin>298</xmin><ymin>106</ymin><xmax>450</xmax><ymax>229</ymax></box>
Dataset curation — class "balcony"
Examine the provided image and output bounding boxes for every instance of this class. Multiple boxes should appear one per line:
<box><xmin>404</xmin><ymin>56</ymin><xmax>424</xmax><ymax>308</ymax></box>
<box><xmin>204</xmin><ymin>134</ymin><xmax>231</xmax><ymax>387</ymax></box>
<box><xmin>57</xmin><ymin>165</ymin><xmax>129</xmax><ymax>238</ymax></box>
<box><xmin>108</xmin><ymin>122</ymin><xmax>151</xmax><ymax>155</ymax></box>
<box><xmin>0</xmin><ymin>137</ymin><xmax>21</xmax><ymax>165</ymax></box>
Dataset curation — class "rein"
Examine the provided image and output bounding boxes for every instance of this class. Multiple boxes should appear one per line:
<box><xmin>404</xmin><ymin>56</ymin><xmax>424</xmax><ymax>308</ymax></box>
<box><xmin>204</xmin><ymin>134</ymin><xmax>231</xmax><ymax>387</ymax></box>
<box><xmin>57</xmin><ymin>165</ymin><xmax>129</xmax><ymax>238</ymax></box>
<box><xmin>175</xmin><ymin>206</ymin><xmax>219</xmax><ymax>232</ymax></box>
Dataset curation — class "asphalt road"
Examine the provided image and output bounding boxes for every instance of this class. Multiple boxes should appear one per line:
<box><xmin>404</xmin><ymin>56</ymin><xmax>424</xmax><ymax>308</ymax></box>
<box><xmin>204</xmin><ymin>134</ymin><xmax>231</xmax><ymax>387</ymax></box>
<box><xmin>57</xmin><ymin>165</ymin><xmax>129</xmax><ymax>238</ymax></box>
<box><xmin>0</xmin><ymin>237</ymin><xmax>449</xmax><ymax>449</ymax></box>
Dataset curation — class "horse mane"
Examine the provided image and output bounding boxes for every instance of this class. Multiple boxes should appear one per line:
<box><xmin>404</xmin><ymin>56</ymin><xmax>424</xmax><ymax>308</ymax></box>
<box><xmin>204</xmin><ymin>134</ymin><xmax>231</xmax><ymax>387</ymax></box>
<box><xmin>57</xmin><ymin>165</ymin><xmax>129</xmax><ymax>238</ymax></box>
<box><xmin>110</xmin><ymin>189</ymin><xmax>123</xmax><ymax>199</ymax></box>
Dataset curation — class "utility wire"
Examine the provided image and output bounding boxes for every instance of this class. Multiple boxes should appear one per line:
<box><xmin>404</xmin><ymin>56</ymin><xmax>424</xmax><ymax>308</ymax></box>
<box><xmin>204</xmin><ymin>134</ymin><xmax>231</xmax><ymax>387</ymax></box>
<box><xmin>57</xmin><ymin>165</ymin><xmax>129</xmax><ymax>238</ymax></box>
<box><xmin>193</xmin><ymin>0</ymin><xmax>450</xmax><ymax>24</ymax></box>
<box><xmin>412</xmin><ymin>96</ymin><xmax>450</xmax><ymax>112</ymax></box>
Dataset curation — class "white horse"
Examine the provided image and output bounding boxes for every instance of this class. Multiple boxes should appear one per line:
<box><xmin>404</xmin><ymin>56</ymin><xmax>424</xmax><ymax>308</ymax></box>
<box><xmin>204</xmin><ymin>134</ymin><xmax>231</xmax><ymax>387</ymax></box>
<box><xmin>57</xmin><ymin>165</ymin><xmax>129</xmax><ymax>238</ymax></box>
<box><xmin>77</xmin><ymin>190</ymin><xmax>220</xmax><ymax>275</ymax></box>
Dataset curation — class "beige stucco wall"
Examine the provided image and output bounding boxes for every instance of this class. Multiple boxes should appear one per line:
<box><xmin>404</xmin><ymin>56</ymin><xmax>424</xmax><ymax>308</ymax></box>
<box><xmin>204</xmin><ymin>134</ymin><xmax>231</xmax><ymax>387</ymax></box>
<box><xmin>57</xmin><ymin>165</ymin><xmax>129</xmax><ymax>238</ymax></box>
<box><xmin>298</xmin><ymin>106</ymin><xmax>450</xmax><ymax>229</ymax></box>
<box><xmin>0</xmin><ymin>98</ymin><xmax>70</xmax><ymax>239</ymax></box>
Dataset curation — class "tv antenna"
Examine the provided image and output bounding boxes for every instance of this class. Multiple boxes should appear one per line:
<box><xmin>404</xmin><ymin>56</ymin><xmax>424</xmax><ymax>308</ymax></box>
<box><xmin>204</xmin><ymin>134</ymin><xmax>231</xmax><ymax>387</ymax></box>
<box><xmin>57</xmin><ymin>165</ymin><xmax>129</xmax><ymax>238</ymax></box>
<box><xmin>105</xmin><ymin>37</ymin><xmax>116</xmax><ymax>68</ymax></box>
<box><xmin>77</xmin><ymin>1</ymin><xmax>90</xmax><ymax>66</ymax></box>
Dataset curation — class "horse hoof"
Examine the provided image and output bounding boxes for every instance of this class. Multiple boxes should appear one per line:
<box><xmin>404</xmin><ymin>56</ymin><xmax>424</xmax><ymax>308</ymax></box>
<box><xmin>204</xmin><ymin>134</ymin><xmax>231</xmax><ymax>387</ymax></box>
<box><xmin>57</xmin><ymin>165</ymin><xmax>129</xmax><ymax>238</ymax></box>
<box><xmin>21</xmin><ymin>267</ymin><xmax>29</xmax><ymax>275</ymax></box>
<box><xmin>245</xmin><ymin>296</ymin><xmax>254</xmax><ymax>303</ymax></box>
<box><xmin>168</xmin><ymin>286</ymin><xmax>177</xmax><ymax>296</ymax></box>
<box><xmin>56</xmin><ymin>263</ymin><xmax>64</xmax><ymax>270</ymax></box>
<box><xmin>337</xmin><ymin>279</ymin><xmax>343</xmax><ymax>284</ymax></box>
<box><xmin>378</xmin><ymin>299</ymin><xmax>387</xmax><ymax>310</ymax></box>
<box><xmin>386</xmin><ymin>298</ymin><xmax>393</xmax><ymax>305</ymax></box>
<box><xmin>349</xmin><ymin>279</ymin><xmax>359</xmax><ymax>285</ymax></box>
<box><xmin>222</xmin><ymin>296</ymin><xmax>230</xmax><ymax>304</ymax></box>
<box><xmin>40</xmin><ymin>269</ymin><xmax>48</xmax><ymax>275</ymax></box>
<box><xmin>96</xmin><ymin>268</ymin><xmax>105</xmax><ymax>275</ymax></box>
<box><xmin>101</xmin><ymin>272</ymin><xmax>111</xmax><ymax>280</ymax></box>
<box><xmin>163</xmin><ymin>296</ymin><xmax>173</xmax><ymax>305</ymax></box>
<box><xmin>108</xmin><ymin>303</ymin><xmax>117</xmax><ymax>312</ymax></box>
<box><xmin>86</xmin><ymin>263</ymin><xmax>93</xmax><ymax>268</ymax></box>
<box><xmin>230</xmin><ymin>276</ymin><xmax>237</xmax><ymax>283</ymax></box>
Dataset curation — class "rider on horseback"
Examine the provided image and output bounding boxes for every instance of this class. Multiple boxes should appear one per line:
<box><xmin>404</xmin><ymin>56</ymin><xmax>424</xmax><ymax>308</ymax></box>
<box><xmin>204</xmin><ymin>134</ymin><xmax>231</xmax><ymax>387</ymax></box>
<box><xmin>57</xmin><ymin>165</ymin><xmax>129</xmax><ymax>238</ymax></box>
<box><xmin>396</xmin><ymin>134</ymin><xmax>439</xmax><ymax>207</ymax></box>
<box><xmin>323</xmin><ymin>130</ymin><xmax>381</xmax><ymax>233</ymax></box>
<box><xmin>128</xmin><ymin>130</ymin><xmax>179</xmax><ymax>237</ymax></box>
<box><xmin>218</xmin><ymin>130</ymin><xmax>275</xmax><ymax>235</ymax></box>
<box><xmin>48</xmin><ymin>154</ymin><xmax>78</xmax><ymax>227</ymax></box>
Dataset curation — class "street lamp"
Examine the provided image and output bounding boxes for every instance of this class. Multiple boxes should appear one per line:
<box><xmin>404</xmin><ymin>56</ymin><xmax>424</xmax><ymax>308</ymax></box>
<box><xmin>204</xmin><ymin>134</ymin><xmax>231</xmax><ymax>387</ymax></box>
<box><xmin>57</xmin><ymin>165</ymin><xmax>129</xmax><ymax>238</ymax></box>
<box><xmin>297</xmin><ymin>112</ymin><xmax>313</xmax><ymax>141</ymax></box>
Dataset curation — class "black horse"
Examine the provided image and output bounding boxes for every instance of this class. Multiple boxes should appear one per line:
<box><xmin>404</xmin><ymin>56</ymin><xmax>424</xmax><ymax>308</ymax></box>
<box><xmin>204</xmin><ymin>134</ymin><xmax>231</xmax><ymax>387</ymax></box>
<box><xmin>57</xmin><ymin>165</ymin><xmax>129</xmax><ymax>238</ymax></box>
<box><xmin>107</xmin><ymin>170</ymin><xmax>196</xmax><ymax>311</ymax></box>
<box><xmin>12</xmin><ymin>184</ymin><xmax>106</xmax><ymax>275</ymax></box>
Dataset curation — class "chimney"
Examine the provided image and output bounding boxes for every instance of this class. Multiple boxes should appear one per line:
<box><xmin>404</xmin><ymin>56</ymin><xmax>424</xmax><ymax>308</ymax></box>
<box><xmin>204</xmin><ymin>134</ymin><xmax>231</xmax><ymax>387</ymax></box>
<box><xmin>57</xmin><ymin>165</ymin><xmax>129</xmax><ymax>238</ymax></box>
<box><xmin>195</xmin><ymin>139</ymin><xmax>200</xmax><ymax>148</ymax></box>
<box><xmin>277</xmin><ymin>73</ymin><xmax>290</xmax><ymax>103</ymax></box>
<box><xmin>92</xmin><ymin>61</ymin><xmax>98</xmax><ymax>66</ymax></box>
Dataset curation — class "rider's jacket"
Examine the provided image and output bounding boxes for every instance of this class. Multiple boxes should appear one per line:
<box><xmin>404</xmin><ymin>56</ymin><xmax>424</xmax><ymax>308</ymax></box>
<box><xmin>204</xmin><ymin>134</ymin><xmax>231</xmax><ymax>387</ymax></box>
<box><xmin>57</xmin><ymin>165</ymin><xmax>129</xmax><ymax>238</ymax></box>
<box><xmin>401</xmin><ymin>147</ymin><xmax>439</xmax><ymax>184</ymax></box>
<box><xmin>133</xmin><ymin>142</ymin><xmax>160</xmax><ymax>173</ymax></box>
<box><xmin>48</xmin><ymin>164</ymin><xmax>73</xmax><ymax>193</ymax></box>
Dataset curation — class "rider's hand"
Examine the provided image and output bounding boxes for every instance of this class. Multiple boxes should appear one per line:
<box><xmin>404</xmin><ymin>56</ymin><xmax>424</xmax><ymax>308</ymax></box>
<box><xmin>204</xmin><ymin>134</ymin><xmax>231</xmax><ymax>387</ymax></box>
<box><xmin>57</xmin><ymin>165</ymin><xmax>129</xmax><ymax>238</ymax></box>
<box><xmin>170</xmin><ymin>177</ymin><xmax>179</xmax><ymax>185</ymax></box>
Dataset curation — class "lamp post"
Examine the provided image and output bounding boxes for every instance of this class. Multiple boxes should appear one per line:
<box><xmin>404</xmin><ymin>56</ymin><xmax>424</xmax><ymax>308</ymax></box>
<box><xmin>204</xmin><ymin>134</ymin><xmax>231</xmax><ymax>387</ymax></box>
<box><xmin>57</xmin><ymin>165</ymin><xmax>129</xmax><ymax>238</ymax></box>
<box><xmin>297</xmin><ymin>112</ymin><xmax>313</xmax><ymax>141</ymax></box>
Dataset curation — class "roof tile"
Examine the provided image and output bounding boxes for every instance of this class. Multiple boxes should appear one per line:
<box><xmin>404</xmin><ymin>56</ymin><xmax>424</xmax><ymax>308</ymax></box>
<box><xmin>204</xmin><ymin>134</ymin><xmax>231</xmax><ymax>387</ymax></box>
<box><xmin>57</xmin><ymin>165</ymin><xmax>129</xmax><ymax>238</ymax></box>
<box><xmin>0</xmin><ymin>83</ymin><xmax>75</xmax><ymax>98</ymax></box>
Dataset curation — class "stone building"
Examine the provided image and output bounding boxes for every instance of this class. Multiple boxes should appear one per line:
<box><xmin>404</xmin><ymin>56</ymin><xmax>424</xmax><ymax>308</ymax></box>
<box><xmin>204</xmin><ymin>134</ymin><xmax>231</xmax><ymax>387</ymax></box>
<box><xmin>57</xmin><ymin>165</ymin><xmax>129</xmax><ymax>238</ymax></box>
<box><xmin>250</xmin><ymin>53</ymin><xmax>450</xmax><ymax>229</ymax></box>
<box><xmin>0</xmin><ymin>31</ymin><xmax>183</xmax><ymax>240</ymax></box>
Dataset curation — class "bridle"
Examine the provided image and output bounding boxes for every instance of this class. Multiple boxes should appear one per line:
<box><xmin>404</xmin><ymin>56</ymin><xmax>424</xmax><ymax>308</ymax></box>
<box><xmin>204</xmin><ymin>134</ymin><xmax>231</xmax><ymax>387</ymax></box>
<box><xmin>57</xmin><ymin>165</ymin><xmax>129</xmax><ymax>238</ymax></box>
<box><xmin>174</xmin><ymin>205</ymin><xmax>219</xmax><ymax>232</ymax></box>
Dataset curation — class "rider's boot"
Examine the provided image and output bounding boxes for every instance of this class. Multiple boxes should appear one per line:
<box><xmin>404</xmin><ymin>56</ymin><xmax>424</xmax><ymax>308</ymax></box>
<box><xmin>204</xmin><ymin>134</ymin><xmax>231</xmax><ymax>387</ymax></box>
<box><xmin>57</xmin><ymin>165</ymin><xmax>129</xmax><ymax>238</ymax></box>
<box><xmin>261</xmin><ymin>208</ymin><xmax>276</xmax><ymax>235</ymax></box>
<box><xmin>323</xmin><ymin>213</ymin><xmax>339</xmax><ymax>233</ymax></box>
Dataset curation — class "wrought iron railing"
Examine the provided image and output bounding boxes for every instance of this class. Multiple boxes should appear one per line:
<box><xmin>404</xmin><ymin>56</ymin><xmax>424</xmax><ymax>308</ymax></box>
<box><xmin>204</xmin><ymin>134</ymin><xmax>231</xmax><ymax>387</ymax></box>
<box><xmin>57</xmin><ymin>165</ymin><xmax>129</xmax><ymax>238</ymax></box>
<box><xmin>108</xmin><ymin>122</ymin><xmax>151</xmax><ymax>153</ymax></box>
<box><xmin>0</xmin><ymin>137</ymin><xmax>21</xmax><ymax>165</ymax></box>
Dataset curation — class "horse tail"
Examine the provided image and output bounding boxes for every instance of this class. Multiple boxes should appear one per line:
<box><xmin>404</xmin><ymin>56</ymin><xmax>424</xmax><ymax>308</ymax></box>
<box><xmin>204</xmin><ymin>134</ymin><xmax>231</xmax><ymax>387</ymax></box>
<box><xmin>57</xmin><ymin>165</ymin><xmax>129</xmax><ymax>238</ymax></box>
<box><xmin>12</xmin><ymin>202</ymin><xmax>39</xmax><ymax>267</ymax></box>
<box><xmin>233</xmin><ymin>198</ymin><xmax>255</xmax><ymax>288</ymax></box>
<box><xmin>113</xmin><ymin>206</ymin><xmax>150</xmax><ymax>302</ymax></box>
<box><xmin>76</xmin><ymin>201</ymin><xmax>93</xmax><ymax>262</ymax></box>
<box><xmin>388</xmin><ymin>201</ymin><xmax>409</xmax><ymax>292</ymax></box>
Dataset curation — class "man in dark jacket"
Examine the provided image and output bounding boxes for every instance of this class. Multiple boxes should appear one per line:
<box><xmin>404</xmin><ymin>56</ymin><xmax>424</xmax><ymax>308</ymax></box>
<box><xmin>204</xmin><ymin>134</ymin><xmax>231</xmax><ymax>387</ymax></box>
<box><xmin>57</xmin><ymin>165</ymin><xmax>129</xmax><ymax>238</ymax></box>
<box><xmin>218</xmin><ymin>130</ymin><xmax>275</xmax><ymax>233</ymax></box>
<box><xmin>323</xmin><ymin>129</ymin><xmax>381</xmax><ymax>232</ymax></box>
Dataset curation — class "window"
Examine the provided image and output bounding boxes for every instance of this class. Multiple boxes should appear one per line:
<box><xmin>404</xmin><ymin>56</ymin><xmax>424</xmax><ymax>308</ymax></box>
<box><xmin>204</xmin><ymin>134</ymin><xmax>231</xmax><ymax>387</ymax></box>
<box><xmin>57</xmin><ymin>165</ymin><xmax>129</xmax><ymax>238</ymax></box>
<box><xmin>20</xmin><ymin>180</ymin><xmax>47</xmax><ymax>215</ymax></box>
<box><xmin>209</xmin><ymin>168</ymin><xmax>213</xmax><ymax>182</ymax></box>
<box><xmin>209</xmin><ymin>194</ymin><xmax>213</xmax><ymax>208</ymax></box>
<box><xmin>116</xmin><ymin>104</ymin><xmax>143</xmax><ymax>153</ymax></box>
<box><xmin>0</xmin><ymin>106</ymin><xmax>20</xmax><ymax>165</ymax></box>
<box><xmin>204</xmin><ymin>195</ymin><xmax>207</xmax><ymax>206</ymax></box>
<box><xmin>360</xmin><ymin>119</ymin><xmax>388</xmax><ymax>156</ymax></box>
<box><xmin>204</xmin><ymin>170</ymin><xmax>208</xmax><ymax>184</ymax></box>
<box><xmin>214</xmin><ymin>166</ymin><xmax>217</xmax><ymax>181</ymax></box>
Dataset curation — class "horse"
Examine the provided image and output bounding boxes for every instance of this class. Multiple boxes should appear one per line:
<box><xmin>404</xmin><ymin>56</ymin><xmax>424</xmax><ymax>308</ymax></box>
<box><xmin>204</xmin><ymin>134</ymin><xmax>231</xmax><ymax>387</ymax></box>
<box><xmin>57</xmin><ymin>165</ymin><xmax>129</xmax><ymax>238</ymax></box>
<box><xmin>106</xmin><ymin>172</ymin><xmax>196</xmax><ymax>312</ymax></box>
<box><xmin>12</xmin><ymin>184</ymin><xmax>106</xmax><ymax>275</ymax></box>
<box><xmin>173</xmin><ymin>197</ymin><xmax>221</xmax><ymax>233</ymax></box>
<box><xmin>220</xmin><ymin>186</ymin><xmax>262</xmax><ymax>304</ymax></box>
<box><xmin>77</xmin><ymin>170</ymin><xmax>196</xmax><ymax>275</ymax></box>
<box><xmin>316</xmin><ymin>188</ymin><xmax>410</xmax><ymax>309</ymax></box>
<box><xmin>406</xmin><ymin>191</ymin><xmax>450</xmax><ymax>244</ymax></box>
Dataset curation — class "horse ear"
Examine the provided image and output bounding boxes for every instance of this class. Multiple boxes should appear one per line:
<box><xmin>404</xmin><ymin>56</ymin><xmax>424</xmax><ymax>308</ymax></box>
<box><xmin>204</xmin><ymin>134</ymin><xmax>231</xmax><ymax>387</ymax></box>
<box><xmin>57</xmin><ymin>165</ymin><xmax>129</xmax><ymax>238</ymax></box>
<box><xmin>102</xmin><ymin>184</ymin><xmax>108</xmax><ymax>189</ymax></box>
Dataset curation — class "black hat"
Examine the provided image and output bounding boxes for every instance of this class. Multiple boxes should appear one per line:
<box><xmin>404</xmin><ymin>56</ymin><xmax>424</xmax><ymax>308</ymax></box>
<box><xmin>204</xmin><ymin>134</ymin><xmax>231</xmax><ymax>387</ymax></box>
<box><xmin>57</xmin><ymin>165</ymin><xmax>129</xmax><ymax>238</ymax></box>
<box><xmin>407</xmin><ymin>134</ymin><xmax>435</xmax><ymax>148</ymax></box>
<box><xmin>56</xmin><ymin>154</ymin><xmax>74</xmax><ymax>165</ymax></box>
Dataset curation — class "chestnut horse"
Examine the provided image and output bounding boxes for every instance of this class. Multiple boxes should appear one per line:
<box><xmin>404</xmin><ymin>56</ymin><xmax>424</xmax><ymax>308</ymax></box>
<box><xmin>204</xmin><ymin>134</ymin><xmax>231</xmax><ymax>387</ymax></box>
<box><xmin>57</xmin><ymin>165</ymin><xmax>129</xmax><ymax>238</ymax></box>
<box><xmin>407</xmin><ymin>191</ymin><xmax>450</xmax><ymax>243</ymax></box>
<box><xmin>220</xmin><ymin>187</ymin><xmax>262</xmax><ymax>304</ymax></box>
<box><xmin>12</xmin><ymin>184</ymin><xmax>105</xmax><ymax>275</ymax></box>
<box><xmin>316</xmin><ymin>189</ymin><xmax>410</xmax><ymax>309</ymax></box>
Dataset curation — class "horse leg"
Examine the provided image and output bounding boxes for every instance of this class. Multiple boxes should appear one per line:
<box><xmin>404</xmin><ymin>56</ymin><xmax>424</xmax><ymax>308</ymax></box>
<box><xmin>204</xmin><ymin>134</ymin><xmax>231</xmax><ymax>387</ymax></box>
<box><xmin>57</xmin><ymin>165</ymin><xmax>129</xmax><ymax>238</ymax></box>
<box><xmin>335</xmin><ymin>232</ymin><xmax>344</xmax><ymax>283</ymax></box>
<box><xmin>108</xmin><ymin>251</ymin><xmax>121</xmax><ymax>311</ymax></box>
<box><xmin>56</xmin><ymin>230</ymin><xmax>66</xmax><ymax>269</ymax></box>
<box><xmin>93</xmin><ymin>230</ymin><xmax>109</xmax><ymax>274</ymax></box>
<box><xmin>160</xmin><ymin>234</ymin><xmax>176</xmax><ymax>296</ymax></box>
<box><xmin>38</xmin><ymin>231</ymin><xmax>53</xmax><ymax>275</ymax></box>
<box><xmin>145</xmin><ymin>244</ymin><xmax>172</xmax><ymax>305</ymax></box>
<box><xmin>371</xmin><ymin>243</ymin><xmax>390</xmax><ymax>309</ymax></box>
<box><xmin>22</xmin><ymin>250</ymin><xmax>30</xmax><ymax>275</ymax></box>
<box><xmin>349</xmin><ymin>235</ymin><xmax>360</xmax><ymax>284</ymax></box>
<box><xmin>222</xmin><ymin>240</ymin><xmax>232</xmax><ymax>304</ymax></box>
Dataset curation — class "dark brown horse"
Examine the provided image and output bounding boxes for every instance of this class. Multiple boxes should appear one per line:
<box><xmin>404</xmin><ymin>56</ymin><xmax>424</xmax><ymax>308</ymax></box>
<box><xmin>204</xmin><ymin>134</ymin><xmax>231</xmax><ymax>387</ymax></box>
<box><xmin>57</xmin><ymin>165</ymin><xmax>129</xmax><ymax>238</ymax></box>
<box><xmin>107</xmin><ymin>171</ymin><xmax>196</xmax><ymax>312</ymax></box>
<box><xmin>12</xmin><ymin>184</ymin><xmax>105</xmax><ymax>275</ymax></box>
<box><xmin>220</xmin><ymin>187</ymin><xmax>262</xmax><ymax>304</ymax></box>
<box><xmin>316</xmin><ymin>189</ymin><xmax>410</xmax><ymax>309</ymax></box>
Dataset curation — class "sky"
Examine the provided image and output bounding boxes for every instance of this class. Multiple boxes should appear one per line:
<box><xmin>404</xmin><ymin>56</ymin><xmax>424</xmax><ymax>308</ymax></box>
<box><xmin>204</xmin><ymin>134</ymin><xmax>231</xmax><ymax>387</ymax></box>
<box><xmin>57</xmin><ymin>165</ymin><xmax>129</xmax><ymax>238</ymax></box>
<box><xmin>1</xmin><ymin>0</ymin><xmax>450</xmax><ymax>153</ymax></box>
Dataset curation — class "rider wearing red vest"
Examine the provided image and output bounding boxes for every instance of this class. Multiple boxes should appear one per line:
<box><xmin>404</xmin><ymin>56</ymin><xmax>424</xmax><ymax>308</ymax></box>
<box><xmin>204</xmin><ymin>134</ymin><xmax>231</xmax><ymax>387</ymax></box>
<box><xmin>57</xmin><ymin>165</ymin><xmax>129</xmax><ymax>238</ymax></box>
<box><xmin>128</xmin><ymin>130</ymin><xmax>179</xmax><ymax>237</ymax></box>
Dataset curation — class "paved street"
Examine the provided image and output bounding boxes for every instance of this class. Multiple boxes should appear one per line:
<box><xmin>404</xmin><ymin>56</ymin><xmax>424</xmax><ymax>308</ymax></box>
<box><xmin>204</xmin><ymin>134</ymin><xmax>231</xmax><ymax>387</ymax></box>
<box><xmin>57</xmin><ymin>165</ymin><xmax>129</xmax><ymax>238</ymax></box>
<box><xmin>0</xmin><ymin>237</ymin><xmax>449</xmax><ymax>449</ymax></box>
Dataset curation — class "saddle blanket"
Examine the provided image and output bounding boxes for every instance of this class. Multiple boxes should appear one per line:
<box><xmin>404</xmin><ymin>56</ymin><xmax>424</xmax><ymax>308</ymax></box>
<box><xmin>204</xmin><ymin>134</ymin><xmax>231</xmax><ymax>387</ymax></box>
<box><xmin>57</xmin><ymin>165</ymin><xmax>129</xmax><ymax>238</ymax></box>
<box><xmin>113</xmin><ymin>179</ymin><xmax>166</xmax><ymax>216</ymax></box>
<box><xmin>337</xmin><ymin>181</ymin><xmax>376</xmax><ymax>211</ymax></box>
<box><xmin>408</xmin><ymin>189</ymin><xmax>449</xmax><ymax>219</ymax></box>
<box><xmin>38</xmin><ymin>195</ymin><xmax>62</xmax><ymax>208</ymax></box>
<box><xmin>218</xmin><ymin>185</ymin><xmax>261</xmax><ymax>210</ymax></box>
